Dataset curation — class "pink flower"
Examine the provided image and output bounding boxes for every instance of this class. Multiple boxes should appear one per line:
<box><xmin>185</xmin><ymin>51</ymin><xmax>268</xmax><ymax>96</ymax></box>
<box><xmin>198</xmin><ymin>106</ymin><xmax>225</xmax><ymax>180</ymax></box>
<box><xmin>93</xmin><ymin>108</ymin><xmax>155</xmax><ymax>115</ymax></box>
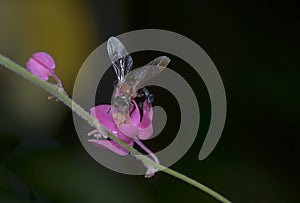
<box><xmin>26</xmin><ymin>52</ymin><xmax>56</xmax><ymax>81</ymax></box>
<box><xmin>89</xmin><ymin>99</ymin><xmax>159</xmax><ymax>177</ymax></box>
<box><xmin>88</xmin><ymin>100</ymin><xmax>154</xmax><ymax>156</ymax></box>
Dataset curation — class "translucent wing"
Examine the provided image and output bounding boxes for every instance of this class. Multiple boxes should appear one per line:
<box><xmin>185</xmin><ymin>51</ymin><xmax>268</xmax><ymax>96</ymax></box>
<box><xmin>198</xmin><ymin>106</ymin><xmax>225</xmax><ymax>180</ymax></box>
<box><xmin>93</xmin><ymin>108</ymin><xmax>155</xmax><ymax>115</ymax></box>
<box><xmin>119</xmin><ymin>56</ymin><xmax>170</xmax><ymax>97</ymax></box>
<box><xmin>107</xmin><ymin>37</ymin><xmax>133</xmax><ymax>82</ymax></box>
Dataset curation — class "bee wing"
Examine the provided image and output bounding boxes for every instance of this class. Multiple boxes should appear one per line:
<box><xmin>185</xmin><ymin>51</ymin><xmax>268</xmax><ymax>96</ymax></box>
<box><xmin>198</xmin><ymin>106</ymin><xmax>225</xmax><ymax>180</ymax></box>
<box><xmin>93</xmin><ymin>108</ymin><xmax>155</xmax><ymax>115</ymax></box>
<box><xmin>122</xmin><ymin>56</ymin><xmax>170</xmax><ymax>94</ymax></box>
<box><xmin>107</xmin><ymin>37</ymin><xmax>133</xmax><ymax>81</ymax></box>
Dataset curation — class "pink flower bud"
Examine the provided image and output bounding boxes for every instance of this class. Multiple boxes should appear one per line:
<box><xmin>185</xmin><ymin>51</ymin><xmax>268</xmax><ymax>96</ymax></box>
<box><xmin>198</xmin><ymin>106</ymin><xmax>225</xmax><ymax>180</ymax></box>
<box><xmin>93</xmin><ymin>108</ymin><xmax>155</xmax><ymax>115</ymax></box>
<box><xmin>26</xmin><ymin>52</ymin><xmax>56</xmax><ymax>81</ymax></box>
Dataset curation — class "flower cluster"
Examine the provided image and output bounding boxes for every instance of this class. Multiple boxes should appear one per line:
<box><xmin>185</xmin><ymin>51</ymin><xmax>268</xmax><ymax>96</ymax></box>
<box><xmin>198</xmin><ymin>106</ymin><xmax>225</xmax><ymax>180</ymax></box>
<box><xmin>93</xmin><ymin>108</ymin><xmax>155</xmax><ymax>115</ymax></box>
<box><xmin>26</xmin><ymin>51</ymin><xmax>158</xmax><ymax>177</ymax></box>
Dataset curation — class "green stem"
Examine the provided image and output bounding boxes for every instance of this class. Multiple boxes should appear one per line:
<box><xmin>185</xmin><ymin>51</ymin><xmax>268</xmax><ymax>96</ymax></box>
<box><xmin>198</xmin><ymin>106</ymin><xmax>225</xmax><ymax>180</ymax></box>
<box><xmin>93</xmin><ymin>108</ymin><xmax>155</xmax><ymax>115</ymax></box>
<box><xmin>0</xmin><ymin>54</ymin><xmax>231</xmax><ymax>203</ymax></box>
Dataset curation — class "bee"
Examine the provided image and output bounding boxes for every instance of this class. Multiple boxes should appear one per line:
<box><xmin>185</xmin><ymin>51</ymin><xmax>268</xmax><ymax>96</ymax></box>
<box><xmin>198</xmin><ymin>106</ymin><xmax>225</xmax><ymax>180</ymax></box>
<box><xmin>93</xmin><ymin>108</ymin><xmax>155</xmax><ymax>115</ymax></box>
<box><xmin>107</xmin><ymin>37</ymin><xmax>170</xmax><ymax>126</ymax></box>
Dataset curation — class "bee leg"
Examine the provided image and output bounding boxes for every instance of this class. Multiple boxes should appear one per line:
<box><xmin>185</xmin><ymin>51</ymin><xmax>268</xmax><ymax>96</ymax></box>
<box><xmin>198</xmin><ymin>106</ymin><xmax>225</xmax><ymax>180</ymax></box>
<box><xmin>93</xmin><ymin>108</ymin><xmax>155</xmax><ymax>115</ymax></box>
<box><xmin>138</xmin><ymin>87</ymin><xmax>149</xmax><ymax>98</ymax></box>
<box><xmin>146</xmin><ymin>94</ymin><xmax>154</xmax><ymax>104</ymax></box>
<box><xmin>113</xmin><ymin>80</ymin><xmax>118</xmax><ymax>88</ymax></box>
<box><xmin>138</xmin><ymin>87</ymin><xmax>154</xmax><ymax>106</ymax></box>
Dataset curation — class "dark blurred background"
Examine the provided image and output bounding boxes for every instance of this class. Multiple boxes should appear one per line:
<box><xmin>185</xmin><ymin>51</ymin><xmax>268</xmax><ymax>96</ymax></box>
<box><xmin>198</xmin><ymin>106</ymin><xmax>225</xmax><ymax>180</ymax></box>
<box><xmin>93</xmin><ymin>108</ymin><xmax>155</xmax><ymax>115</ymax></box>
<box><xmin>0</xmin><ymin>0</ymin><xmax>299</xmax><ymax>202</ymax></box>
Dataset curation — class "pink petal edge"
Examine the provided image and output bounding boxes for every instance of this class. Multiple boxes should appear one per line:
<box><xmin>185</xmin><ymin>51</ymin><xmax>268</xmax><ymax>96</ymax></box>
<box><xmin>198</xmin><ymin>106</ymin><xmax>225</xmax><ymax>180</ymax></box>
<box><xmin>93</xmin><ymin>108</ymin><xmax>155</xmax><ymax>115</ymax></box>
<box><xmin>88</xmin><ymin>139</ymin><xmax>133</xmax><ymax>156</ymax></box>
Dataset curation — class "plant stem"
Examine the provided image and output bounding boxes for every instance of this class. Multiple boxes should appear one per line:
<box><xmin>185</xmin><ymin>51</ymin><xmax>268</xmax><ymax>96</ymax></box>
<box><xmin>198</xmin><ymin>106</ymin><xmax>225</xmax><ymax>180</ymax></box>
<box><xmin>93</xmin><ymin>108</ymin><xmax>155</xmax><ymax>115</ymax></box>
<box><xmin>0</xmin><ymin>53</ymin><xmax>231</xmax><ymax>203</ymax></box>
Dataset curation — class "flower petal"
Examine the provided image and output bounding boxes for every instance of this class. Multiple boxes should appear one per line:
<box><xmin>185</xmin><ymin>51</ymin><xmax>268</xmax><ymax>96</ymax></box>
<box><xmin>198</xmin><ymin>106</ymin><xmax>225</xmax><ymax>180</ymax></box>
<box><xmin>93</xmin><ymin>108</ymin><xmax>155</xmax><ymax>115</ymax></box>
<box><xmin>90</xmin><ymin>105</ymin><xmax>115</xmax><ymax>131</ymax></box>
<box><xmin>32</xmin><ymin>52</ymin><xmax>56</xmax><ymax>70</ymax></box>
<box><xmin>26</xmin><ymin>58</ymin><xmax>51</xmax><ymax>81</ymax></box>
<box><xmin>117</xmin><ymin>123</ymin><xmax>139</xmax><ymax>139</ymax></box>
<box><xmin>129</xmin><ymin>100</ymin><xmax>141</xmax><ymax>125</ymax></box>
<box><xmin>138</xmin><ymin>126</ymin><xmax>153</xmax><ymax>140</ymax></box>
<box><xmin>88</xmin><ymin>139</ymin><xmax>134</xmax><ymax>156</ymax></box>
<box><xmin>138</xmin><ymin>101</ymin><xmax>154</xmax><ymax>140</ymax></box>
<box><xmin>90</xmin><ymin>105</ymin><xmax>133</xmax><ymax>142</ymax></box>
<box><xmin>139</xmin><ymin>101</ymin><xmax>153</xmax><ymax>128</ymax></box>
